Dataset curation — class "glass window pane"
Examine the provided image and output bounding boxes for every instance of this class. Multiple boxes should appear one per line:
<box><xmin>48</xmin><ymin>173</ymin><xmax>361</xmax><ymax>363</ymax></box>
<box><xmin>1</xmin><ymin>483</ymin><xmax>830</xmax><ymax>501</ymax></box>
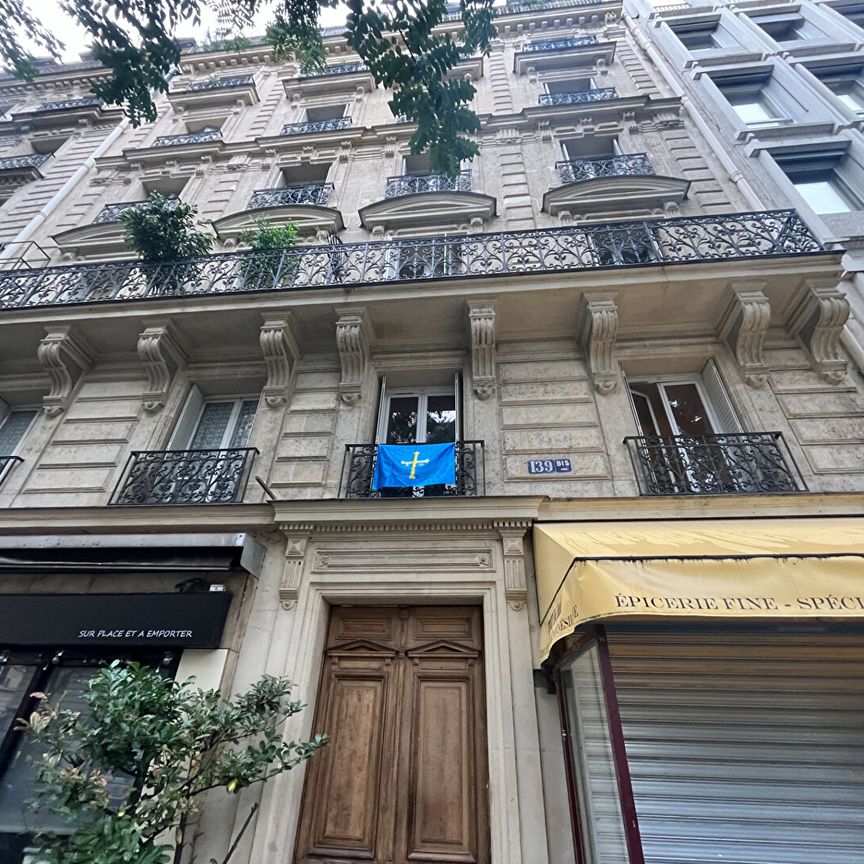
<box><xmin>229</xmin><ymin>400</ymin><xmax>259</xmax><ymax>448</ymax></box>
<box><xmin>0</xmin><ymin>411</ymin><xmax>36</xmax><ymax>455</ymax></box>
<box><xmin>795</xmin><ymin>179</ymin><xmax>854</xmax><ymax>214</ymax></box>
<box><xmin>631</xmin><ymin>389</ymin><xmax>660</xmax><ymax>436</ymax></box>
<box><xmin>661</xmin><ymin>383</ymin><xmax>715</xmax><ymax>435</ymax></box>
<box><xmin>559</xmin><ymin>642</ymin><xmax>629</xmax><ymax>864</ymax></box>
<box><xmin>837</xmin><ymin>92</ymin><xmax>864</xmax><ymax>112</ymax></box>
<box><xmin>385</xmin><ymin>397</ymin><xmax>419</xmax><ymax>444</ymax></box>
<box><xmin>190</xmin><ymin>402</ymin><xmax>234</xmax><ymax>450</ymax></box>
<box><xmin>731</xmin><ymin>100</ymin><xmax>774</xmax><ymax>124</ymax></box>
<box><xmin>424</xmin><ymin>394</ymin><xmax>456</xmax><ymax>443</ymax></box>
<box><xmin>0</xmin><ymin>665</ymin><xmax>35</xmax><ymax>747</ymax></box>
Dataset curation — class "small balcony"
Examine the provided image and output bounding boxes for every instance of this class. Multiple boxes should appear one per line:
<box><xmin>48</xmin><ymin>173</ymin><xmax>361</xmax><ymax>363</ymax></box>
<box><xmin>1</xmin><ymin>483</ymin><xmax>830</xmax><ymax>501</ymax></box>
<box><xmin>300</xmin><ymin>61</ymin><xmax>367</xmax><ymax>78</ymax></box>
<box><xmin>0</xmin><ymin>455</ymin><xmax>23</xmax><ymax>487</ymax></box>
<box><xmin>168</xmin><ymin>75</ymin><xmax>258</xmax><ymax>109</ymax></box>
<box><xmin>110</xmin><ymin>448</ymin><xmax>258</xmax><ymax>506</ymax></box>
<box><xmin>92</xmin><ymin>200</ymin><xmax>151</xmax><ymax>224</ymax></box>
<box><xmin>538</xmin><ymin>87</ymin><xmax>618</xmax><ymax>106</ymax></box>
<box><xmin>514</xmin><ymin>35</ymin><xmax>614</xmax><ymax>73</ymax></box>
<box><xmin>522</xmin><ymin>35</ymin><xmax>598</xmax><ymax>53</ymax></box>
<box><xmin>34</xmin><ymin>97</ymin><xmax>102</xmax><ymax>113</ymax></box>
<box><xmin>557</xmin><ymin>153</ymin><xmax>655</xmax><ymax>184</ymax></box>
<box><xmin>183</xmin><ymin>75</ymin><xmax>254</xmax><ymax>92</ymax></box>
<box><xmin>384</xmin><ymin>170</ymin><xmax>472</xmax><ymax>198</ymax></box>
<box><xmin>152</xmin><ymin>129</ymin><xmax>222</xmax><ymax>148</ymax></box>
<box><xmin>0</xmin><ymin>154</ymin><xmax>50</xmax><ymax>195</ymax></box>
<box><xmin>249</xmin><ymin>183</ymin><xmax>334</xmax><ymax>209</ymax></box>
<box><xmin>340</xmin><ymin>441</ymin><xmax>485</xmax><ymax>498</ymax></box>
<box><xmin>624</xmin><ymin>433</ymin><xmax>805</xmax><ymax>496</ymax></box>
<box><xmin>280</xmin><ymin>116</ymin><xmax>352</xmax><ymax>136</ymax></box>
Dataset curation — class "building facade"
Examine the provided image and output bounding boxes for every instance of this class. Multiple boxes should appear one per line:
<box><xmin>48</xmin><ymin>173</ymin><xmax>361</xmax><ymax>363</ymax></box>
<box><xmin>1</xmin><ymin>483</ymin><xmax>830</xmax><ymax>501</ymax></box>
<box><xmin>0</xmin><ymin>1</ymin><xmax>862</xmax><ymax>863</ymax></box>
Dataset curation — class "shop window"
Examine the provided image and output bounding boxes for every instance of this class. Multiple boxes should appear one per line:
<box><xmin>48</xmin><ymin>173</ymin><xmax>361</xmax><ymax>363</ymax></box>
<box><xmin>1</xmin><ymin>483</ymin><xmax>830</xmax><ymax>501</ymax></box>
<box><xmin>170</xmin><ymin>388</ymin><xmax>259</xmax><ymax>451</ymax></box>
<box><xmin>775</xmin><ymin>151</ymin><xmax>863</xmax><ymax>214</ymax></box>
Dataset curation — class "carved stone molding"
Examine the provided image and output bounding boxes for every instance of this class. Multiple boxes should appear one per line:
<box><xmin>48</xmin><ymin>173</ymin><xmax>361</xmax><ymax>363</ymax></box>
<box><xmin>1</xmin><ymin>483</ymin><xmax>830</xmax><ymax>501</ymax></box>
<box><xmin>37</xmin><ymin>326</ymin><xmax>92</xmax><ymax>417</ymax></box>
<box><xmin>336</xmin><ymin>307</ymin><xmax>371</xmax><ymax>404</ymax></box>
<box><xmin>260</xmin><ymin>313</ymin><xmax>301</xmax><ymax>408</ymax></box>
<box><xmin>581</xmin><ymin>294</ymin><xmax>619</xmax><ymax>394</ymax></box>
<box><xmin>498</xmin><ymin>527</ymin><xmax>528</xmax><ymax>611</ymax></box>
<box><xmin>788</xmin><ymin>280</ymin><xmax>851</xmax><ymax>384</ymax></box>
<box><xmin>278</xmin><ymin>530</ymin><xmax>311</xmax><ymax>611</ymax></box>
<box><xmin>468</xmin><ymin>302</ymin><xmax>496</xmax><ymax>400</ymax></box>
<box><xmin>137</xmin><ymin>321</ymin><xmax>187</xmax><ymax>412</ymax></box>
<box><xmin>720</xmin><ymin>283</ymin><xmax>770</xmax><ymax>388</ymax></box>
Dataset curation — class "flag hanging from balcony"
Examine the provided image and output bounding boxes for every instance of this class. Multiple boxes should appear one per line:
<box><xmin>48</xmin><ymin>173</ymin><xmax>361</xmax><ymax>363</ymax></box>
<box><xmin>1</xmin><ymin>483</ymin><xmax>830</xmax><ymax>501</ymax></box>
<box><xmin>372</xmin><ymin>442</ymin><xmax>456</xmax><ymax>490</ymax></box>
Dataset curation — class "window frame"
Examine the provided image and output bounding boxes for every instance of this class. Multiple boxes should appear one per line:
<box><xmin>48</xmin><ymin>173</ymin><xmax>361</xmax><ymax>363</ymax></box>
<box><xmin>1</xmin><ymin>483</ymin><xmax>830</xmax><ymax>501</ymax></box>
<box><xmin>188</xmin><ymin>397</ymin><xmax>260</xmax><ymax>451</ymax></box>
<box><xmin>375</xmin><ymin>384</ymin><xmax>460</xmax><ymax>445</ymax></box>
<box><xmin>0</xmin><ymin>409</ymin><xmax>38</xmax><ymax>458</ymax></box>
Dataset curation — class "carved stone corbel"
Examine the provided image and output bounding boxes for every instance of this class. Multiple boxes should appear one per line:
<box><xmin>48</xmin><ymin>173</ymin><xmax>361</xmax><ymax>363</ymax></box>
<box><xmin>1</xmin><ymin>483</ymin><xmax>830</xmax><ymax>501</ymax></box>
<box><xmin>720</xmin><ymin>282</ymin><xmax>770</xmax><ymax>388</ymax></box>
<box><xmin>581</xmin><ymin>294</ymin><xmax>619</xmax><ymax>394</ymax></box>
<box><xmin>498</xmin><ymin>526</ymin><xmax>529</xmax><ymax>611</ymax></box>
<box><xmin>336</xmin><ymin>308</ymin><xmax>371</xmax><ymax>404</ymax></box>
<box><xmin>137</xmin><ymin>321</ymin><xmax>187</xmax><ymax>412</ymax></box>
<box><xmin>37</xmin><ymin>326</ymin><xmax>92</xmax><ymax>417</ymax></box>
<box><xmin>278</xmin><ymin>526</ymin><xmax>313</xmax><ymax>610</ymax></box>
<box><xmin>788</xmin><ymin>279</ymin><xmax>851</xmax><ymax>384</ymax></box>
<box><xmin>260</xmin><ymin>313</ymin><xmax>301</xmax><ymax>408</ymax></box>
<box><xmin>468</xmin><ymin>302</ymin><xmax>496</xmax><ymax>400</ymax></box>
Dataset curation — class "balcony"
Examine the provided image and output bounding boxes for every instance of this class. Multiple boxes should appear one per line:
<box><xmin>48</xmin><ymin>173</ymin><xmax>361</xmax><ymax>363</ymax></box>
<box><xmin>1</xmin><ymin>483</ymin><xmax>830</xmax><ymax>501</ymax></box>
<box><xmin>168</xmin><ymin>75</ymin><xmax>258</xmax><ymax>109</ymax></box>
<box><xmin>624</xmin><ymin>433</ymin><xmax>805</xmax><ymax>496</ymax></box>
<box><xmin>514</xmin><ymin>35</ymin><xmax>614</xmax><ymax>73</ymax></box>
<box><xmin>0</xmin><ymin>455</ymin><xmax>23</xmax><ymax>487</ymax></box>
<box><xmin>384</xmin><ymin>170</ymin><xmax>472</xmax><ymax>198</ymax></box>
<box><xmin>557</xmin><ymin>153</ymin><xmax>655</xmax><ymax>184</ymax></box>
<box><xmin>249</xmin><ymin>183</ymin><xmax>334</xmax><ymax>209</ymax></box>
<box><xmin>0</xmin><ymin>154</ymin><xmax>50</xmax><ymax>196</ymax></box>
<box><xmin>340</xmin><ymin>441</ymin><xmax>485</xmax><ymax>498</ymax></box>
<box><xmin>152</xmin><ymin>129</ymin><xmax>222</xmax><ymax>148</ymax></box>
<box><xmin>522</xmin><ymin>35</ymin><xmax>598</xmax><ymax>53</ymax></box>
<box><xmin>110</xmin><ymin>448</ymin><xmax>258</xmax><ymax>506</ymax></box>
<box><xmin>34</xmin><ymin>97</ymin><xmax>101</xmax><ymax>113</ymax></box>
<box><xmin>284</xmin><ymin>62</ymin><xmax>375</xmax><ymax>97</ymax></box>
<box><xmin>539</xmin><ymin>87</ymin><xmax>618</xmax><ymax>106</ymax></box>
<box><xmin>300</xmin><ymin>61</ymin><xmax>367</xmax><ymax>78</ymax></box>
<box><xmin>92</xmin><ymin>201</ymin><xmax>151</xmax><ymax>224</ymax></box>
<box><xmin>280</xmin><ymin>117</ymin><xmax>352</xmax><ymax>136</ymax></box>
<box><xmin>0</xmin><ymin>211</ymin><xmax>825</xmax><ymax>310</ymax></box>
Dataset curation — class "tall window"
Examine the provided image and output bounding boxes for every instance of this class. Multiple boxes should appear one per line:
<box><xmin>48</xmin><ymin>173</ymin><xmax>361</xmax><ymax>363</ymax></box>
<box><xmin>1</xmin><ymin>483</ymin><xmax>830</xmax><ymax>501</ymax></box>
<box><xmin>0</xmin><ymin>411</ymin><xmax>36</xmax><ymax>458</ymax></box>
<box><xmin>170</xmin><ymin>388</ymin><xmax>259</xmax><ymax>451</ymax></box>
<box><xmin>775</xmin><ymin>152</ymin><xmax>863</xmax><ymax>215</ymax></box>
<box><xmin>378</xmin><ymin>386</ymin><xmax>458</xmax><ymax>445</ymax></box>
<box><xmin>713</xmin><ymin>74</ymin><xmax>787</xmax><ymax>127</ymax></box>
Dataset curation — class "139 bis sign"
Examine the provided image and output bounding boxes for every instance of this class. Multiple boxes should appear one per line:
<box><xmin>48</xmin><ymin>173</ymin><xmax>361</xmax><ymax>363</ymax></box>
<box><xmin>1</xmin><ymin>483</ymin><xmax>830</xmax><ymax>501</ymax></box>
<box><xmin>527</xmin><ymin>458</ymin><xmax>573</xmax><ymax>475</ymax></box>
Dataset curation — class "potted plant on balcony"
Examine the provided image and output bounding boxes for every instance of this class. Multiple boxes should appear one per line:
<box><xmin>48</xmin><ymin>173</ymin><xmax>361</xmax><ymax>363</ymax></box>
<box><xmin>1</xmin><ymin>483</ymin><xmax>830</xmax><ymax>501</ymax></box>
<box><xmin>237</xmin><ymin>217</ymin><xmax>299</xmax><ymax>291</ymax></box>
<box><xmin>120</xmin><ymin>194</ymin><xmax>214</xmax><ymax>295</ymax></box>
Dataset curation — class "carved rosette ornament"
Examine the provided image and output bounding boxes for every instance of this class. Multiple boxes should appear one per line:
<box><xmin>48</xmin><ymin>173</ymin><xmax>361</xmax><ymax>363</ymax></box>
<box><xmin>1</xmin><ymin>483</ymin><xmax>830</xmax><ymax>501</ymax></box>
<box><xmin>581</xmin><ymin>294</ymin><xmax>619</xmax><ymax>394</ymax></box>
<box><xmin>721</xmin><ymin>283</ymin><xmax>770</xmax><ymax>388</ymax></box>
<box><xmin>789</xmin><ymin>279</ymin><xmax>851</xmax><ymax>384</ymax></box>
<box><xmin>468</xmin><ymin>302</ymin><xmax>496</xmax><ymax>400</ymax></box>
<box><xmin>336</xmin><ymin>307</ymin><xmax>371</xmax><ymax>404</ymax></box>
<box><xmin>37</xmin><ymin>326</ymin><xmax>93</xmax><ymax>416</ymax></box>
<box><xmin>137</xmin><ymin>321</ymin><xmax>186</xmax><ymax>412</ymax></box>
<box><xmin>260</xmin><ymin>313</ymin><xmax>301</xmax><ymax>408</ymax></box>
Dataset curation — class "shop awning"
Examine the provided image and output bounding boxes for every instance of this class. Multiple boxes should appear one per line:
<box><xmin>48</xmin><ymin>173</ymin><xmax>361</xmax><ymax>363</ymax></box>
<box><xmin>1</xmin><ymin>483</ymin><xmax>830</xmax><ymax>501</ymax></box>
<box><xmin>535</xmin><ymin>518</ymin><xmax>864</xmax><ymax>660</ymax></box>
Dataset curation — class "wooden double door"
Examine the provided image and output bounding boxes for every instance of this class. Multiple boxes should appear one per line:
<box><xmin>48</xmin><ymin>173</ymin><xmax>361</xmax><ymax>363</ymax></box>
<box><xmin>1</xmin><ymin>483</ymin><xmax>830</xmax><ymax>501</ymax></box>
<box><xmin>295</xmin><ymin>606</ymin><xmax>490</xmax><ymax>864</ymax></box>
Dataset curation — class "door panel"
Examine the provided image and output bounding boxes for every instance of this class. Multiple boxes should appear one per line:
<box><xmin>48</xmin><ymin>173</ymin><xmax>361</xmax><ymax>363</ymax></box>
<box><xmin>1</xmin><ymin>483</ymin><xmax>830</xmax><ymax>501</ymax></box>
<box><xmin>295</xmin><ymin>606</ymin><xmax>489</xmax><ymax>864</ymax></box>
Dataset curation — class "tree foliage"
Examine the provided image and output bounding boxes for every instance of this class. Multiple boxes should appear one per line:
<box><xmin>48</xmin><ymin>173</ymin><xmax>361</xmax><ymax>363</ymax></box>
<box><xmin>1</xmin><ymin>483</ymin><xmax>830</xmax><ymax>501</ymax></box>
<box><xmin>2</xmin><ymin>0</ymin><xmax>496</xmax><ymax>175</ymax></box>
<box><xmin>120</xmin><ymin>194</ymin><xmax>214</xmax><ymax>262</ymax></box>
<box><xmin>19</xmin><ymin>661</ymin><xmax>326</xmax><ymax>864</ymax></box>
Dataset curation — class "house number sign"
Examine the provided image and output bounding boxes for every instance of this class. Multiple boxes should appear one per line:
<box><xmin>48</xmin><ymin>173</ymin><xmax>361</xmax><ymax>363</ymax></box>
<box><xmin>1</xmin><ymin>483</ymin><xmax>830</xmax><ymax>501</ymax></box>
<box><xmin>527</xmin><ymin>458</ymin><xmax>573</xmax><ymax>474</ymax></box>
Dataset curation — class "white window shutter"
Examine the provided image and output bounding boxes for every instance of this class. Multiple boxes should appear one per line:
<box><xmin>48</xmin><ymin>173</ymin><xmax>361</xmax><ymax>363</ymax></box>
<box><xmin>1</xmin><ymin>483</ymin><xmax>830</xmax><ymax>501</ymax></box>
<box><xmin>168</xmin><ymin>384</ymin><xmax>205</xmax><ymax>449</ymax></box>
<box><xmin>701</xmin><ymin>359</ymin><xmax>742</xmax><ymax>433</ymax></box>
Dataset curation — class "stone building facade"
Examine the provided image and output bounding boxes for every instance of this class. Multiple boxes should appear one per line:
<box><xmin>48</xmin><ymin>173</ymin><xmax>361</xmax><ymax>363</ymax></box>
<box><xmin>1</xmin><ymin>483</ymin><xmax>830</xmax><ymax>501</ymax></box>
<box><xmin>0</xmin><ymin>2</ymin><xmax>862</xmax><ymax>863</ymax></box>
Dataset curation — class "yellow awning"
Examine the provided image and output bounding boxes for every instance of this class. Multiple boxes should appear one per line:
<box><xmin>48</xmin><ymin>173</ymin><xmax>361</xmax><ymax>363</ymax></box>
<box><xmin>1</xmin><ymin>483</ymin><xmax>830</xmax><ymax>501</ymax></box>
<box><xmin>535</xmin><ymin>518</ymin><xmax>864</xmax><ymax>661</ymax></box>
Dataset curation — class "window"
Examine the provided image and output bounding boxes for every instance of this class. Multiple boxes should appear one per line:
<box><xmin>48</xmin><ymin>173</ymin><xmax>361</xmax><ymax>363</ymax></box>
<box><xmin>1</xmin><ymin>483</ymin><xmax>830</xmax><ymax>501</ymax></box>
<box><xmin>749</xmin><ymin>12</ymin><xmax>820</xmax><ymax>42</ymax></box>
<box><xmin>303</xmin><ymin>104</ymin><xmax>348</xmax><ymax>123</ymax></box>
<box><xmin>836</xmin><ymin>2</ymin><xmax>864</xmax><ymax>28</ymax></box>
<box><xmin>794</xmin><ymin>178</ymin><xmax>858</xmax><ymax>214</ymax></box>
<box><xmin>0</xmin><ymin>410</ymin><xmax>36</xmax><ymax>458</ymax></box>
<box><xmin>670</xmin><ymin>20</ymin><xmax>740</xmax><ymax>51</ymax></box>
<box><xmin>775</xmin><ymin>151</ymin><xmax>863</xmax><ymax>215</ymax></box>
<box><xmin>728</xmin><ymin>95</ymin><xmax>777</xmax><ymax>125</ymax></box>
<box><xmin>546</xmin><ymin>77</ymin><xmax>594</xmax><ymax>94</ymax></box>
<box><xmin>713</xmin><ymin>74</ymin><xmax>788</xmax><ymax>127</ymax></box>
<box><xmin>378</xmin><ymin>387</ymin><xmax>457</xmax><ymax>446</ymax></box>
<box><xmin>809</xmin><ymin>64</ymin><xmax>864</xmax><ymax>115</ymax></box>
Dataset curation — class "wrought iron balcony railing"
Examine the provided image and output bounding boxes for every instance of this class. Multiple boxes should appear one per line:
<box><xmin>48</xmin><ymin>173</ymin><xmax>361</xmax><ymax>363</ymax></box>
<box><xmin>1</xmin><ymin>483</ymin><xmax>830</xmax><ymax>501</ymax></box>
<box><xmin>181</xmin><ymin>75</ymin><xmax>255</xmax><ymax>92</ymax></box>
<box><xmin>503</xmin><ymin>0</ymin><xmax>609</xmax><ymax>13</ymax></box>
<box><xmin>34</xmin><ymin>97</ymin><xmax>101</xmax><ymax>112</ymax></box>
<box><xmin>280</xmin><ymin>116</ymin><xmax>352</xmax><ymax>136</ymax></box>
<box><xmin>249</xmin><ymin>183</ymin><xmax>334</xmax><ymax>209</ymax></box>
<box><xmin>0</xmin><ymin>154</ymin><xmax>50</xmax><ymax>171</ymax></box>
<box><xmin>384</xmin><ymin>170</ymin><xmax>472</xmax><ymax>198</ymax></box>
<box><xmin>153</xmin><ymin>129</ymin><xmax>222</xmax><ymax>148</ymax></box>
<box><xmin>539</xmin><ymin>87</ymin><xmax>618</xmax><ymax>106</ymax></box>
<box><xmin>299</xmin><ymin>61</ymin><xmax>367</xmax><ymax>78</ymax></box>
<box><xmin>557</xmin><ymin>153</ymin><xmax>655</xmax><ymax>184</ymax></box>
<box><xmin>0</xmin><ymin>455</ymin><xmax>23</xmax><ymax>486</ymax></box>
<box><xmin>110</xmin><ymin>448</ymin><xmax>258</xmax><ymax>506</ymax></box>
<box><xmin>522</xmin><ymin>35</ymin><xmax>599</xmax><ymax>53</ymax></box>
<box><xmin>340</xmin><ymin>441</ymin><xmax>485</xmax><ymax>498</ymax></box>
<box><xmin>0</xmin><ymin>211</ymin><xmax>824</xmax><ymax>311</ymax></box>
<box><xmin>624</xmin><ymin>432</ymin><xmax>805</xmax><ymax>496</ymax></box>
<box><xmin>93</xmin><ymin>201</ymin><xmax>148</xmax><ymax>224</ymax></box>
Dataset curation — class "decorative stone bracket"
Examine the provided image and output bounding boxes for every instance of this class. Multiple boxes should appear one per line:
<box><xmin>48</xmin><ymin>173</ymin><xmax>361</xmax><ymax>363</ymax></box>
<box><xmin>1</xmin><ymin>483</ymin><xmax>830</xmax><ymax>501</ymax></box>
<box><xmin>580</xmin><ymin>294</ymin><xmax>619</xmax><ymax>394</ymax></box>
<box><xmin>137</xmin><ymin>321</ymin><xmax>187</xmax><ymax>412</ymax></box>
<box><xmin>720</xmin><ymin>282</ymin><xmax>770</xmax><ymax>388</ymax></box>
<box><xmin>498</xmin><ymin>525</ymin><xmax>530</xmax><ymax>611</ymax></box>
<box><xmin>336</xmin><ymin>307</ymin><xmax>372</xmax><ymax>404</ymax></box>
<box><xmin>278</xmin><ymin>527</ymin><xmax>313</xmax><ymax>610</ymax></box>
<box><xmin>468</xmin><ymin>302</ymin><xmax>496</xmax><ymax>400</ymax></box>
<box><xmin>260</xmin><ymin>313</ymin><xmax>301</xmax><ymax>408</ymax></box>
<box><xmin>788</xmin><ymin>279</ymin><xmax>850</xmax><ymax>384</ymax></box>
<box><xmin>37</xmin><ymin>326</ymin><xmax>92</xmax><ymax>417</ymax></box>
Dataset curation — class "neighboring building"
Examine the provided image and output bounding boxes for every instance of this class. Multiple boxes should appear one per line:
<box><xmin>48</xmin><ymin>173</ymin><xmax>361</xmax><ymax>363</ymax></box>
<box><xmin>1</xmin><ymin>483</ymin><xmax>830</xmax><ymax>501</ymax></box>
<box><xmin>0</xmin><ymin>2</ymin><xmax>862</xmax><ymax>864</ymax></box>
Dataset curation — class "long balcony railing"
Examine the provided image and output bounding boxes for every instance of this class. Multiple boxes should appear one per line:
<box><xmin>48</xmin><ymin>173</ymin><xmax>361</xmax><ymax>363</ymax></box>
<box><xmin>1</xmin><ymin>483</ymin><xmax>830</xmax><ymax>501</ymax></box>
<box><xmin>504</xmin><ymin>0</ymin><xmax>612</xmax><ymax>13</ymax></box>
<box><xmin>299</xmin><ymin>61</ymin><xmax>367</xmax><ymax>78</ymax></box>
<box><xmin>0</xmin><ymin>154</ymin><xmax>50</xmax><ymax>171</ymax></box>
<box><xmin>181</xmin><ymin>75</ymin><xmax>254</xmax><ymax>92</ymax></box>
<box><xmin>0</xmin><ymin>211</ymin><xmax>824</xmax><ymax>311</ymax></box>
<box><xmin>0</xmin><ymin>455</ymin><xmax>23</xmax><ymax>486</ymax></box>
<box><xmin>624</xmin><ymin>433</ymin><xmax>805</xmax><ymax>496</ymax></box>
<box><xmin>539</xmin><ymin>87</ymin><xmax>618</xmax><ymax>106</ymax></box>
<box><xmin>34</xmin><ymin>97</ymin><xmax>101</xmax><ymax>113</ymax></box>
<box><xmin>153</xmin><ymin>129</ymin><xmax>221</xmax><ymax>148</ymax></box>
<box><xmin>249</xmin><ymin>183</ymin><xmax>334</xmax><ymax>209</ymax></box>
<box><xmin>384</xmin><ymin>170</ymin><xmax>472</xmax><ymax>198</ymax></box>
<box><xmin>340</xmin><ymin>441</ymin><xmax>485</xmax><ymax>498</ymax></box>
<box><xmin>110</xmin><ymin>448</ymin><xmax>258</xmax><ymax>506</ymax></box>
<box><xmin>280</xmin><ymin>116</ymin><xmax>352</xmax><ymax>136</ymax></box>
<box><xmin>522</xmin><ymin>35</ymin><xmax>599</xmax><ymax>53</ymax></box>
<box><xmin>93</xmin><ymin>201</ymin><xmax>149</xmax><ymax>224</ymax></box>
<box><xmin>557</xmin><ymin>153</ymin><xmax>655</xmax><ymax>184</ymax></box>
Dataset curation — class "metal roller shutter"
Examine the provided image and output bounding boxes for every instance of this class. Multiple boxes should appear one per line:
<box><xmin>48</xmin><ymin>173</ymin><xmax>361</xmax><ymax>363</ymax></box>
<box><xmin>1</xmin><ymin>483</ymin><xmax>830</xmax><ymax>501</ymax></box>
<box><xmin>607</xmin><ymin>627</ymin><xmax>864</xmax><ymax>864</ymax></box>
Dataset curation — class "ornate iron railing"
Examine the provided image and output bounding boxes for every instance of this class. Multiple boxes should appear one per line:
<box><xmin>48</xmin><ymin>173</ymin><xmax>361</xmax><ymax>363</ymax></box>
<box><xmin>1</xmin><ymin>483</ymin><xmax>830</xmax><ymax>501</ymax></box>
<box><xmin>34</xmin><ymin>97</ymin><xmax>101</xmax><ymax>112</ymax></box>
<box><xmin>0</xmin><ymin>455</ymin><xmax>23</xmax><ymax>486</ymax></box>
<box><xmin>249</xmin><ymin>183</ymin><xmax>334</xmax><ymax>209</ymax></box>
<box><xmin>0</xmin><ymin>211</ymin><xmax>824</xmax><ymax>311</ymax></box>
<box><xmin>624</xmin><ymin>433</ymin><xmax>805</xmax><ymax>496</ymax></box>
<box><xmin>280</xmin><ymin>116</ymin><xmax>352</xmax><ymax>136</ymax></box>
<box><xmin>557</xmin><ymin>153</ymin><xmax>655</xmax><ymax>184</ymax></box>
<box><xmin>522</xmin><ymin>35</ymin><xmax>599</xmax><ymax>52</ymax></box>
<box><xmin>299</xmin><ymin>62</ymin><xmax>367</xmax><ymax>78</ymax></box>
<box><xmin>503</xmin><ymin>0</ymin><xmax>610</xmax><ymax>13</ymax></box>
<box><xmin>539</xmin><ymin>87</ymin><xmax>618</xmax><ymax>105</ymax></box>
<box><xmin>152</xmin><ymin>129</ymin><xmax>221</xmax><ymax>148</ymax></box>
<box><xmin>110</xmin><ymin>448</ymin><xmax>258</xmax><ymax>506</ymax></box>
<box><xmin>181</xmin><ymin>75</ymin><xmax>254</xmax><ymax>92</ymax></box>
<box><xmin>93</xmin><ymin>201</ymin><xmax>149</xmax><ymax>223</ymax></box>
<box><xmin>384</xmin><ymin>170</ymin><xmax>472</xmax><ymax>198</ymax></box>
<box><xmin>0</xmin><ymin>154</ymin><xmax>50</xmax><ymax>171</ymax></box>
<box><xmin>340</xmin><ymin>441</ymin><xmax>485</xmax><ymax>498</ymax></box>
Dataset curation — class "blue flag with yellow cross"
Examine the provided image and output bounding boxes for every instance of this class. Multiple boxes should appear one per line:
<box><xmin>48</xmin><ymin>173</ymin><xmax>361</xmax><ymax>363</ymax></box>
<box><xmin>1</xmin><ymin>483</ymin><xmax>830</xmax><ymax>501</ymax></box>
<box><xmin>372</xmin><ymin>442</ymin><xmax>457</xmax><ymax>490</ymax></box>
